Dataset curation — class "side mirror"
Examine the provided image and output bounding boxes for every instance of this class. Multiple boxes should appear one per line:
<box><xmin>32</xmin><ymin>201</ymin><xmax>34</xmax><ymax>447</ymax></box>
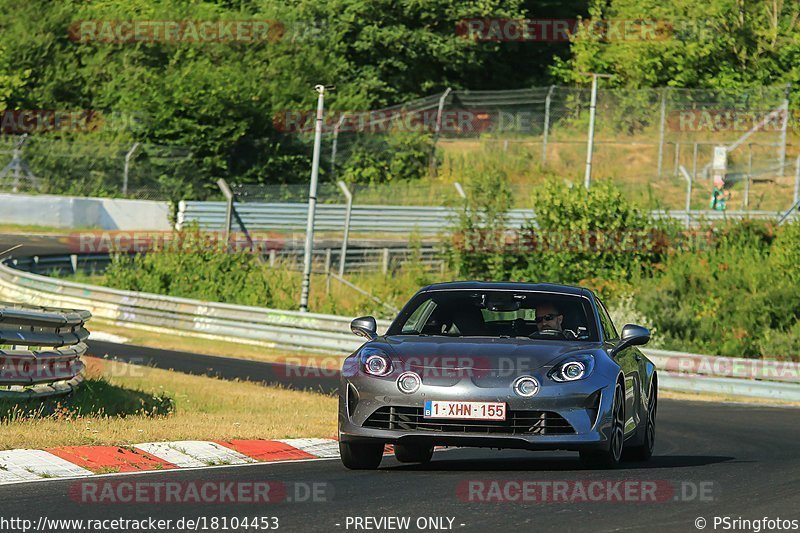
<box><xmin>610</xmin><ymin>324</ymin><xmax>650</xmax><ymax>357</ymax></box>
<box><xmin>351</xmin><ymin>316</ymin><xmax>377</xmax><ymax>340</ymax></box>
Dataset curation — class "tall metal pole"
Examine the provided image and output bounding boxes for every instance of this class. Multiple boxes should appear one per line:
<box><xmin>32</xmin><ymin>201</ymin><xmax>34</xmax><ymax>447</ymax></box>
<box><xmin>656</xmin><ymin>88</ymin><xmax>667</xmax><ymax>177</ymax></box>
<box><xmin>123</xmin><ymin>142</ymin><xmax>140</xmax><ymax>195</ymax></box>
<box><xmin>542</xmin><ymin>85</ymin><xmax>554</xmax><ymax>165</ymax></box>
<box><xmin>337</xmin><ymin>180</ymin><xmax>352</xmax><ymax>277</ymax></box>
<box><xmin>299</xmin><ymin>85</ymin><xmax>326</xmax><ymax>312</ymax></box>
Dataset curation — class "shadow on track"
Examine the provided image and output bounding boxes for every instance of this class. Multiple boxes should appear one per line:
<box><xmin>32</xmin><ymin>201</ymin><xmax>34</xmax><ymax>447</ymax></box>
<box><xmin>385</xmin><ymin>453</ymin><xmax>736</xmax><ymax>472</ymax></box>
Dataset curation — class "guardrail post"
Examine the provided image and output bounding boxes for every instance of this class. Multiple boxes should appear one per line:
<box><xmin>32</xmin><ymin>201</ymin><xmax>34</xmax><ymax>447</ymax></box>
<box><xmin>269</xmin><ymin>249</ymin><xmax>276</xmax><ymax>267</ymax></box>
<box><xmin>337</xmin><ymin>180</ymin><xmax>353</xmax><ymax>276</ymax></box>
<box><xmin>382</xmin><ymin>248</ymin><xmax>390</xmax><ymax>275</ymax></box>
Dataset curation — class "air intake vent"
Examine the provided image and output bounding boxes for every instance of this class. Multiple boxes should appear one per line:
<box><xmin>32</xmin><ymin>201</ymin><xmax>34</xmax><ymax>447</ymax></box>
<box><xmin>363</xmin><ymin>407</ymin><xmax>575</xmax><ymax>435</ymax></box>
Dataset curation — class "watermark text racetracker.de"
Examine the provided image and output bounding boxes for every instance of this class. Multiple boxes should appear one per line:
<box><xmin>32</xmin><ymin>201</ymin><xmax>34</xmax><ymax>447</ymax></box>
<box><xmin>458</xmin><ymin>479</ymin><xmax>718</xmax><ymax>503</ymax></box>
<box><xmin>69</xmin><ymin>479</ymin><xmax>331</xmax><ymax>504</ymax></box>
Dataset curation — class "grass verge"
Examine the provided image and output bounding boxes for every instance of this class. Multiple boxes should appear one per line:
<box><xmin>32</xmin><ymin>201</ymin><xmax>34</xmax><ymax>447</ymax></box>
<box><xmin>0</xmin><ymin>357</ymin><xmax>337</xmax><ymax>450</ymax></box>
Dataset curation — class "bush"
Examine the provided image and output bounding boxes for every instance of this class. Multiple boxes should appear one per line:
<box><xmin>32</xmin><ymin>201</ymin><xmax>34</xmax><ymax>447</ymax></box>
<box><xmin>636</xmin><ymin>219</ymin><xmax>800</xmax><ymax>359</ymax></box>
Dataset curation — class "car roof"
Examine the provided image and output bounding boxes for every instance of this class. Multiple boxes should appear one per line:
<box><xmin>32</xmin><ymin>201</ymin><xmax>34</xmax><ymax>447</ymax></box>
<box><xmin>418</xmin><ymin>281</ymin><xmax>594</xmax><ymax>298</ymax></box>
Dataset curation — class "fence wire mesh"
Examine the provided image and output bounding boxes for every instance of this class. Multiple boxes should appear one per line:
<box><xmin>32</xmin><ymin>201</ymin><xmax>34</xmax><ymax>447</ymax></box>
<box><xmin>1</xmin><ymin>85</ymin><xmax>797</xmax><ymax>212</ymax></box>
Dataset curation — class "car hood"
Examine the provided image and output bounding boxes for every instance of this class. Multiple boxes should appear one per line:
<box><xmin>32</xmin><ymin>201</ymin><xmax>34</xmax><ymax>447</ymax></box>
<box><xmin>372</xmin><ymin>335</ymin><xmax>604</xmax><ymax>387</ymax></box>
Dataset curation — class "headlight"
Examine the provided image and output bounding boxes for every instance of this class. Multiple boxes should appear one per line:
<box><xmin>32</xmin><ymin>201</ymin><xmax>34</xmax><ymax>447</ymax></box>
<box><xmin>549</xmin><ymin>354</ymin><xmax>595</xmax><ymax>382</ymax></box>
<box><xmin>513</xmin><ymin>376</ymin><xmax>539</xmax><ymax>397</ymax></box>
<box><xmin>397</xmin><ymin>371</ymin><xmax>421</xmax><ymax>394</ymax></box>
<box><xmin>360</xmin><ymin>347</ymin><xmax>392</xmax><ymax>376</ymax></box>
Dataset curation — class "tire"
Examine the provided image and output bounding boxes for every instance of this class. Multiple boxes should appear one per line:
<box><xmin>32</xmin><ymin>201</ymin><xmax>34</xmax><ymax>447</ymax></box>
<box><xmin>624</xmin><ymin>381</ymin><xmax>656</xmax><ymax>462</ymax></box>
<box><xmin>394</xmin><ymin>443</ymin><xmax>434</xmax><ymax>464</ymax></box>
<box><xmin>339</xmin><ymin>441</ymin><xmax>384</xmax><ymax>470</ymax></box>
<box><xmin>580</xmin><ymin>382</ymin><xmax>625</xmax><ymax>469</ymax></box>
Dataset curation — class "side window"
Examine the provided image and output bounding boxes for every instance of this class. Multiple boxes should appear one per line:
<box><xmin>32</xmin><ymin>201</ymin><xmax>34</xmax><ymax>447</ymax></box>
<box><xmin>596</xmin><ymin>300</ymin><xmax>619</xmax><ymax>342</ymax></box>
<box><xmin>401</xmin><ymin>299</ymin><xmax>437</xmax><ymax>333</ymax></box>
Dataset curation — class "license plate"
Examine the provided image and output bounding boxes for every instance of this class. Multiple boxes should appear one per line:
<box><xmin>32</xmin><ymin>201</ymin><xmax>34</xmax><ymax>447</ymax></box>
<box><xmin>424</xmin><ymin>400</ymin><xmax>506</xmax><ymax>420</ymax></box>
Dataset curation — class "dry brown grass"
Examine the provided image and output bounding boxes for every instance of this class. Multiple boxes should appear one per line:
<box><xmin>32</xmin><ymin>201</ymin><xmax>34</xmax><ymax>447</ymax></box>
<box><xmin>0</xmin><ymin>358</ymin><xmax>337</xmax><ymax>450</ymax></box>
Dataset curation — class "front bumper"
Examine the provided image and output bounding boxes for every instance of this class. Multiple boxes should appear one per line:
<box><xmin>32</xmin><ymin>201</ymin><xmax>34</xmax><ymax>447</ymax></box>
<box><xmin>339</xmin><ymin>371</ymin><xmax>618</xmax><ymax>452</ymax></box>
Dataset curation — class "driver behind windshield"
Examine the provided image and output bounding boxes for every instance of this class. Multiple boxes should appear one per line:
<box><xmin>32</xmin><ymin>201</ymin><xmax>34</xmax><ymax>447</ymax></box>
<box><xmin>534</xmin><ymin>303</ymin><xmax>563</xmax><ymax>332</ymax></box>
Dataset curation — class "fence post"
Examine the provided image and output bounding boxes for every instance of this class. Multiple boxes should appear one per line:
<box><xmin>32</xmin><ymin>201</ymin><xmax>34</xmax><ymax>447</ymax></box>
<box><xmin>382</xmin><ymin>248</ymin><xmax>390</xmax><ymax>275</ymax></box>
<box><xmin>657</xmin><ymin>88</ymin><xmax>667</xmax><ymax>177</ymax></box>
<box><xmin>269</xmin><ymin>249</ymin><xmax>276</xmax><ymax>267</ymax></box>
<box><xmin>429</xmin><ymin>88</ymin><xmax>452</xmax><ymax>177</ymax></box>
<box><xmin>779</xmin><ymin>83</ymin><xmax>791</xmax><ymax>176</ymax></box>
<box><xmin>674</xmin><ymin>142</ymin><xmax>680</xmax><ymax>177</ymax></box>
<box><xmin>330</xmin><ymin>114</ymin><xmax>346</xmax><ymax>179</ymax></box>
<box><xmin>337</xmin><ymin>180</ymin><xmax>352</xmax><ymax>276</ymax></box>
<box><xmin>692</xmin><ymin>142</ymin><xmax>698</xmax><ymax>179</ymax></box>
<box><xmin>679</xmin><ymin>166</ymin><xmax>693</xmax><ymax>229</ymax></box>
<box><xmin>324</xmin><ymin>248</ymin><xmax>332</xmax><ymax>295</ymax></box>
<box><xmin>745</xmin><ymin>144</ymin><xmax>752</xmax><ymax>209</ymax></box>
<box><xmin>542</xmin><ymin>85</ymin><xmax>554</xmax><ymax>165</ymax></box>
<box><xmin>123</xmin><ymin>142</ymin><xmax>140</xmax><ymax>196</ymax></box>
<box><xmin>216</xmin><ymin>178</ymin><xmax>234</xmax><ymax>244</ymax></box>
<box><xmin>794</xmin><ymin>155</ymin><xmax>800</xmax><ymax>206</ymax></box>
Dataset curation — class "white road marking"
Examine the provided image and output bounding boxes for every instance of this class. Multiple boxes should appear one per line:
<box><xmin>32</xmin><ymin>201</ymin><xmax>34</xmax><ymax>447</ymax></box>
<box><xmin>276</xmin><ymin>438</ymin><xmax>340</xmax><ymax>458</ymax></box>
<box><xmin>0</xmin><ymin>450</ymin><xmax>92</xmax><ymax>483</ymax></box>
<box><xmin>134</xmin><ymin>441</ymin><xmax>256</xmax><ymax>468</ymax></box>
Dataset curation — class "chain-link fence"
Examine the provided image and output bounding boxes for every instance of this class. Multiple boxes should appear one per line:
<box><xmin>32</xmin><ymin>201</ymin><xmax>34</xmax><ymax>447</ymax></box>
<box><xmin>321</xmin><ymin>85</ymin><xmax>797</xmax><ymax>211</ymax></box>
<box><xmin>0</xmin><ymin>135</ymin><xmax>200</xmax><ymax>201</ymax></box>
<box><xmin>2</xmin><ymin>85</ymin><xmax>798</xmax><ymax>212</ymax></box>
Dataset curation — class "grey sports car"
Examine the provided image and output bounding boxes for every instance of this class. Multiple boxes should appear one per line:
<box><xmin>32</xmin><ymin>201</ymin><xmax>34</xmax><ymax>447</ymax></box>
<box><xmin>338</xmin><ymin>282</ymin><xmax>657</xmax><ymax>469</ymax></box>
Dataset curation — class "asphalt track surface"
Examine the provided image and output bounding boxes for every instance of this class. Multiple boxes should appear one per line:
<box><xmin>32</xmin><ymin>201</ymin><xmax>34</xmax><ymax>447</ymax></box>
<box><xmin>2</xmin><ymin>237</ymin><xmax>799</xmax><ymax>531</ymax></box>
<box><xmin>0</xmin><ymin>340</ymin><xmax>797</xmax><ymax>532</ymax></box>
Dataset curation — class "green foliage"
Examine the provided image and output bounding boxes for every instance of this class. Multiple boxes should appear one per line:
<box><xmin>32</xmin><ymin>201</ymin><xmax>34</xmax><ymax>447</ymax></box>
<box><xmin>0</xmin><ymin>0</ymin><xmax>537</xmax><ymax>194</ymax></box>
<box><xmin>636</xmin><ymin>219</ymin><xmax>800</xmax><ymax>359</ymax></box>
<box><xmin>339</xmin><ymin>131</ymin><xmax>432</xmax><ymax>184</ymax></box>
<box><xmin>446</xmin><ymin>167</ymin><xmax>515</xmax><ymax>280</ymax></box>
<box><xmin>553</xmin><ymin>0</ymin><xmax>800</xmax><ymax>94</ymax></box>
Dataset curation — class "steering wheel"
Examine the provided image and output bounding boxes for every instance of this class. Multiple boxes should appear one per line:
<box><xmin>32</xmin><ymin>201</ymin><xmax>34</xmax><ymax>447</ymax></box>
<box><xmin>529</xmin><ymin>328</ymin><xmax>566</xmax><ymax>339</ymax></box>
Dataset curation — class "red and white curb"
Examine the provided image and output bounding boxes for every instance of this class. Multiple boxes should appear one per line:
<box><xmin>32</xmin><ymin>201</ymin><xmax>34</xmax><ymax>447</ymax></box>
<box><xmin>0</xmin><ymin>438</ymin><xmax>342</xmax><ymax>485</ymax></box>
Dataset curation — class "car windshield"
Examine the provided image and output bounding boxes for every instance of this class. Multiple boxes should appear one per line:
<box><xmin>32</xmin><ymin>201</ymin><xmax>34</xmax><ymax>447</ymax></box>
<box><xmin>388</xmin><ymin>290</ymin><xmax>599</xmax><ymax>341</ymax></box>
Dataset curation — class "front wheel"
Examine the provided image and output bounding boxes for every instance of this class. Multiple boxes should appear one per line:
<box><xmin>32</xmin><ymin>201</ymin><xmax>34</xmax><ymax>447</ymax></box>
<box><xmin>394</xmin><ymin>443</ymin><xmax>434</xmax><ymax>463</ymax></box>
<box><xmin>580</xmin><ymin>382</ymin><xmax>625</xmax><ymax>469</ymax></box>
<box><xmin>624</xmin><ymin>381</ymin><xmax>656</xmax><ymax>461</ymax></box>
<box><xmin>340</xmin><ymin>441</ymin><xmax>384</xmax><ymax>470</ymax></box>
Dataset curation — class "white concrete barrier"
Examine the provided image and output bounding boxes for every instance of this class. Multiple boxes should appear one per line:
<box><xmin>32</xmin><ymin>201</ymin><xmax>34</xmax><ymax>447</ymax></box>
<box><xmin>0</xmin><ymin>193</ymin><xmax>171</xmax><ymax>230</ymax></box>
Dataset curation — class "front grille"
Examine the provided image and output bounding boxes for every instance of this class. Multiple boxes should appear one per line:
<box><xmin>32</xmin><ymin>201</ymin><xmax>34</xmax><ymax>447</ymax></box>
<box><xmin>363</xmin><ymin>406</ymin><xmax>575</xmax><ymax>435</ymax></box>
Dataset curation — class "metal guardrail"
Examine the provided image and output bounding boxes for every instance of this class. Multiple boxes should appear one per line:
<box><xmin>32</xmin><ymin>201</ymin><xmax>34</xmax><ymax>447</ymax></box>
<box><xmin>177</xmin><ymin>201</ymin><xmax>796</xmax><ymax>234</ymax></box>
<box><xmin>1</xmin><ymin>258</ymin><xmax>797</xmax><ymax>402</ymax></box>
<box><xmin>0</xmin><ymin>301</ymin><xmax>91</xmax><ymax>399</ymax></box>
<box><xmin>0</xmin><ymin>258</ymin><xmax>391</xmax><ymax>355</ymax></box>
<box><xmin>8</xmin><ymin>246</ymin><xmax>445</xmax><ymax>277</ymax></box>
